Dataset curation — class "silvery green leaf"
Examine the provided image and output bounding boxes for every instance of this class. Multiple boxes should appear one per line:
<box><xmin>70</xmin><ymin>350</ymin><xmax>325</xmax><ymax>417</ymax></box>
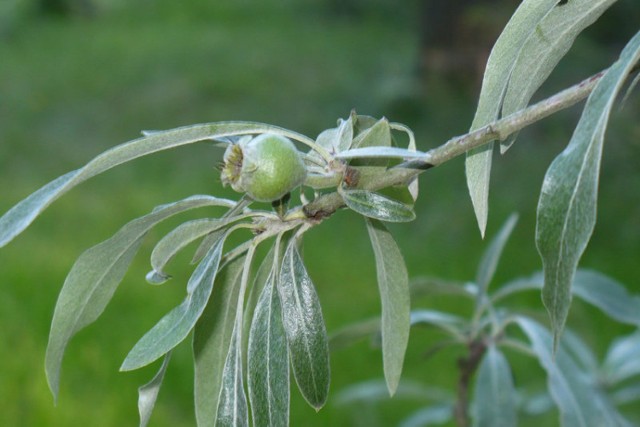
<box><xmin>335</xmin><ymin>379</ymin><xmax>451</xmax><ymax>405</ymax></box>
<box><xmin>366</xmin><ymin>218</ymin><xmax>410</xmax><ymax>395</ymax></box>
<box><xmin>193</xmin><ymin>255</ymin><xmax>245</xmax><ymax>427</ymax></box>
<box><xmin>335</xmin><ymin>146</ymin><xmax>426</xmax><ymax>161</ymax></box>
<box><xmin>191</xmin><ymin>198</ymin><xmax>254</xmax><ymax>265</ymax></box>
<box><xmin>475</xmin><ymin>213</ymin><xmax>518</xmax><ymax>296</ymax></box>
<box><xmin>571</xmin><ymin>270</ymin><xmax>640</xmax><ymax>327</ymax></box>
<box><xmin>410</xmin><ymin>310</ymin><xmax>465</xmax><ymax>340</ymax></box>
<box><xmin>138</xmin><ymin>353</ymin><xmax>171</xmax><ymax>427</ymax></box>
<box><xmin>493</xmin><ymin>269</ymin><xmax>640</xmax><ymax>328</ymax></box>
<box><xmin>316</xmin><ymin>114</ymin><xmax>354</xmax><ymax>154</ymax></box>
<box><xmin>0</xmin><ymin>122</ymin><xmax>313</xmax><ymax>248</ymax></box>
<box><xmin>400</xmin><ymin>404</ymin><xmax>452</xmax><ymax>427</ymax></box>
<box><xmin>248</xmin><ymin>269</ymin><xmax>289</xmax><ymax>427</ymax></box>
<box><xmin>612</xmin><ymin>384</ymin><xmax>640</xmax><ymax>406</ymax></box>
<box><xmin>516</xmin><ymin>316</ymin><xmax>632</xmax><ymax>427</ymax></box>
<box><xmin>149</xmin><ymin>218</ymin><xmax>225</xmax><ymax>284</ymax></box>
<box><xmin>536</xmin><ymin>31</ymin><xmax>640</xmax><ymax>348</ymax></box>
<box><xmin>343</xmin><ymin>189</ymin><xmax>416</xmax><ymax>223</ymax></box>
<box><xmin>520</xmin><ymin>391</ymin><xmax>554</xmax><ymax>416</ymax></box>
<box><xmin>602</xmin><ymin>332</ymin><xmax>640</xmax><ymax>384</ymax></box>
<box><xmin>329</xmin><ymin>318</ymin><xmax>381</xmax><ymax>351</ymax></box>
<box><xmin>121</xmin><ymin>233</ymin><xmax>227</xmax><ymax>371</ymax></box>
<box><xmin>501</xmin><ymin>0</ymin><xmax>618</xmax><ymax>152</ymax></box>
<box><xmin>490</xmin><ymin>272</ymin><xmax>544</xmax><ymax>302</ymax></box>
<box><xmin>45</xmin><ymin>195</ymin><xmax>229</xmax><ymax>400</ymax></box>
<box><xmin>560</xmin><ymin>328</ymin><xmax>598</xmax><ymax>373</ymax></box>
<box><xmin>472</xmin><ymin>345</ymin><xmax>517</xmax><ymax>427</ymax></box>
<box><xmin>410</xmin><ymin>277</ymin><xmax>476</xmax><ymax>299</ymax></box>
<box><xmin>391</xmin><ymin>122</ymin><xmax>419</xmax><ymax>202</ymax></box>
<box><xmin>192</xmin><ymin>230</ymin><xmax>226</xmax><ymax>265</ymax></box>
<box><xmin>216</xmin><ymin>322</ymin><xmax>249</xmax><ymax>427</ymax></box>
<box><xmin>278</xmin><ymin>239</ymin><xmax>329</xmax><ymax>410</ymax></box>
<box><xmin>242</xmin><ymin>234</ymin><xmax>292</xmax><ymax>358</ymax></box>
<box><xmin>466</xmin><ymin>0</ymin><xmax>558</xmax><ymax>237</ymax></box>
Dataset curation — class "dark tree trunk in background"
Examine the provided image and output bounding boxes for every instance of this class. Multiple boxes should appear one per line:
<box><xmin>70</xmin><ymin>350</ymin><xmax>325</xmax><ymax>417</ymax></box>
<box><xmin>418</xmin><ymin>0</ymin><xmax>515</xmax><ymax>85</ymax></box>
<box><xmin>38</xmin><ymin>0</ymin><xmax>96</xmax><ymax>18</ymax></box>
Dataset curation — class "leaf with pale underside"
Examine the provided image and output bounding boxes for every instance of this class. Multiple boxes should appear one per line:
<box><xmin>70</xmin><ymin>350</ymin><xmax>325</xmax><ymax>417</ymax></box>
<box><xmin>335</xmin><ymin>146</ymin><xmax>426</xmax><ymax>161</ymax></box>
<box><xmin>0</xmin><ymin>122</ymin><xmax>314</xmax><ymax>248</ymax></box>
<box><xmin>466</xmin><ymin>0</ymin><xmax>558</xmax><ymax>237</ymax></box>
<box><xmin>475</xmin><ymin>213</ymin><xmax>518</xmax><ymax>296</ymax></box>
<box><xmin>315</xmin><ymin>114</ymin><xmax>354</xmax><ymax>154</ymax></box>
<box><xmin>45</xmin><ymin>195</ymin><xmax>230</xmax><ymax>400</ymax></box>
<box><xmin>278</xmin><ymin>239</ymin><xmax>330</xmax><ymax>410</ymax></box>
<box><xmin>501</xmin><ymin>0</ymin><xmax>618</xmax><ymax>152</ymax></box>
<box><xmin>121</xmin><ymin>232</ymin><xmax>227</xmax><ymax>371</ymax></box>
<box><xmin>248</xmin><ymin>268</ymin><xmax>290</xmax><ymax>427</ymax></box>
<box><xmin>193</xmin><ymin>255</ymin><xmax>245</xmax><ymax>427</ymax></box>
<box><xmin>472</xmin><ymin>345</ymin><xmax>517</xmax><ymax>427</ymax></box>
<box><xmin>342</xmin><ymin>189</ymin><xmax>415</xmax><ymax>223</ymax></box>
<box><xmin>536</xmin><ymin>30</ymin><xmax>640</xmax><ymax>349</ymax></box>
<box><xmin>365</xmin><ymin>218</ymin><xmax>410</xmax><ymax>396</ymax></box>
<box><xmin>147</xmin><ymin>218</ymin><xmax>224</xmax><ymax>285</ymax></box>
<box><xmin>516</xmin><ymin>316</ymin><xmax>632</xmax><ymax>427</ymax></box>
<box><xmin>602</xmin><ymin>332</ymin><xmax>640</xmax><ymax>385</ymax></box>
<box><xmin>216</xmin><ymin>321</ymin><xmax>249</xmax><ymax>427</ymax></box>
<box><xmin>138</xmin><ymin>353</ymin><xmax>171</xmax><ymax>427</ymax></box>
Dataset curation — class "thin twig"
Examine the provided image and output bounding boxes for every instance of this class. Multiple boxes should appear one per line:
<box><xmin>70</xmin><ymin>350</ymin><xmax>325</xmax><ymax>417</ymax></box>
<box><xmin>453</xmin><ymin>338</ymin><xmax>487</xmax><ymax>427</ymax></box>
<box><xmin>301</xmin><ymin>68</ymin><xmax>610</xmax><ymax>220</ymax></box>
<box><xmin>424</xmin><ymin>69</ymin><xmax>605</xmax><ymax>166</ymax></box>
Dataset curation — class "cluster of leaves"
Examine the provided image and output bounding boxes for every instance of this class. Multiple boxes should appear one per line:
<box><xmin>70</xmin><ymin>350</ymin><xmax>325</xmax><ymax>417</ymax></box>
<box><xmin>464</xmin><ymin>0</ymin><xmax>640</xmax><ymax>348</ymax></box>
<box><xmin>0</xmin><ymin>113</ymin><xmax>426</xmax><ymax>426</ymax></box>
<box><xmin>1</xmin><ymin>1</ymin><xmax>640</xmax><ymax>426</ymax></box>
<box><xmin>335</xmin><ymin>215</ymin><xmax>640</xmax><ymax>426</ymax></box>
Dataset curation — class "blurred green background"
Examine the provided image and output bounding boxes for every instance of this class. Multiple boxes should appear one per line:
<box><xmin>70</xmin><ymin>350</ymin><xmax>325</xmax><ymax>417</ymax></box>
<box><xmin>1</xmin><ymin>1</ymin><xmax>639</xmax><ymax>426</ymax></box>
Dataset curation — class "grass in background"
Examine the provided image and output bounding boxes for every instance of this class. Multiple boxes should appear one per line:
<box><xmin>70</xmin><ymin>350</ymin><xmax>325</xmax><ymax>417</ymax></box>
<box><xmin>1</xmin><ymin>1</ymin><xmax>638</xmax><ymax>426</ymax></box>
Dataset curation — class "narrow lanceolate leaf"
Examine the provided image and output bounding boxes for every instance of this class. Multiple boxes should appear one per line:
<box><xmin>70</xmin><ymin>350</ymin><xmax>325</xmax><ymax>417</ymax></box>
<box><xmin>492</xmin><ymin>269</ymin><xmax>640</xmax><ymax>328</ymax></box>
<box><xmin>216</xmin><ymin>323</ymin><xmax>249</xmax><ymax>427</ymax></box>
<box><xmin>149</xmin><ymin>218</ymin><xmax>225</xmax><ymax>283</ymax></box>
<box><xmin>401</xmin><ymin>405</ymin><xmax>453</xmax><ymax>427</ymax></box>
<box><xmin>536</xmin><ymin>31</ymin><xmax>640</xmax><ymax>348</ymax></box>
<box><xmin>193</xmin><ymin>256</ymin><xmax>245</xmax><ymax>427</ymax></box>
<box><xmin>342</xmin><ymin>189</ymin><xmax>415</xmax><ymax>223</ymax></box>
<box><xmin>278</xmin><ymin>240</ymin><xmax>330</xmax><ymax>410</ymax></box>
<box><xmin>365</xmin><ymin>218</ymin><xmax>410</xmax><ymax>395</ymax></box>
<box><xmin>216</xmin><ymin>248</ymin><xmax>256</xmax><ymax>427</ymax></box>
<box><xmin>475</xmin><ymin>213</ymin><xmax>518</xmax><ymax>296</ymax></box>
<box><xmin>572</xmin><ymin>270</ymin><xmax>640</xmax><ymax>327</ymax></box>
<box><xmin>501</xmin><ymin>0</ymin><xmax>618</xmax><ymax>152</ymax></box>
<box><xmin>248</xmin><ymin>270</ymin><xmax>290</xmax><ymax>427</ymax></box>
<box><xmin>0</xmin><ymin>121</ymin><xmax>314</xmax><ymax>248</ymax></box>
<box><xmin>466</xmin><ymin>0</ymin><xmax>558</xmax><ymax>237</ymax></box>
<box><xmin>335</xmin><ymin>146</ymin><xmax>427</xmax><ymax>161</ymax></box>
<box><xmin>410</xmin><ymin>310</ymin><xmax>465</xmax><ymax>341</ymax></box>
<box><xmin>45</xmin><ymin>195</ymin><xmax>229</xmax><ymax>399</ymax></box>
<box><xmin>138</xmin><ymin>353</ymin><xmax>171</xmax><ymax>427</ymax></box>
<box><xmin>516</xmin><ymin>316</ymin><xmax>632</xmax><ymax>427</ymax></box>
<box><xmin>472</xmin><ymin>345</ymin><xmax>517</xmax><ymax>427</ymax></box>
<box><xmin>328</xmin><ymin>318</ymin><xmax>382</xmax><ymax>351</ymax></box>
<box><xmin>121</xmin><ymin>233</ymin><xmax>227</xmax><ymax>371</ymax></box>
<box><xmin>602</xmin><ymin>332</ymin><xmax>640</xmax><ymax>385</ymax></box>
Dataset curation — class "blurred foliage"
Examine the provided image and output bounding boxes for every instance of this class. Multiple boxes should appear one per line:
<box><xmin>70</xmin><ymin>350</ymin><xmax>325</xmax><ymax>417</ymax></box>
<box><xmin>0</xmin><ymin>1</ymin><xmax>638</xmax><ymax>426</ymax></box>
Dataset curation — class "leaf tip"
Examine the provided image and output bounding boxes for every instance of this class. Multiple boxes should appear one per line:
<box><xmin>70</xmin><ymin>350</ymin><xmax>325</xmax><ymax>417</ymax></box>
<box><xmin>145</xmin><ymin>270</ymin><xmax>171</xmax><ymax>285</ymax></box>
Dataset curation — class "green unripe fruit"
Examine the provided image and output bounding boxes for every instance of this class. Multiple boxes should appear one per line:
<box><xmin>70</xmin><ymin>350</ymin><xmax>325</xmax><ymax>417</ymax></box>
<box><xmin>221</xmin><ymin>133</ymin><xmax>307</xmax><ymax>202</ymax></box>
